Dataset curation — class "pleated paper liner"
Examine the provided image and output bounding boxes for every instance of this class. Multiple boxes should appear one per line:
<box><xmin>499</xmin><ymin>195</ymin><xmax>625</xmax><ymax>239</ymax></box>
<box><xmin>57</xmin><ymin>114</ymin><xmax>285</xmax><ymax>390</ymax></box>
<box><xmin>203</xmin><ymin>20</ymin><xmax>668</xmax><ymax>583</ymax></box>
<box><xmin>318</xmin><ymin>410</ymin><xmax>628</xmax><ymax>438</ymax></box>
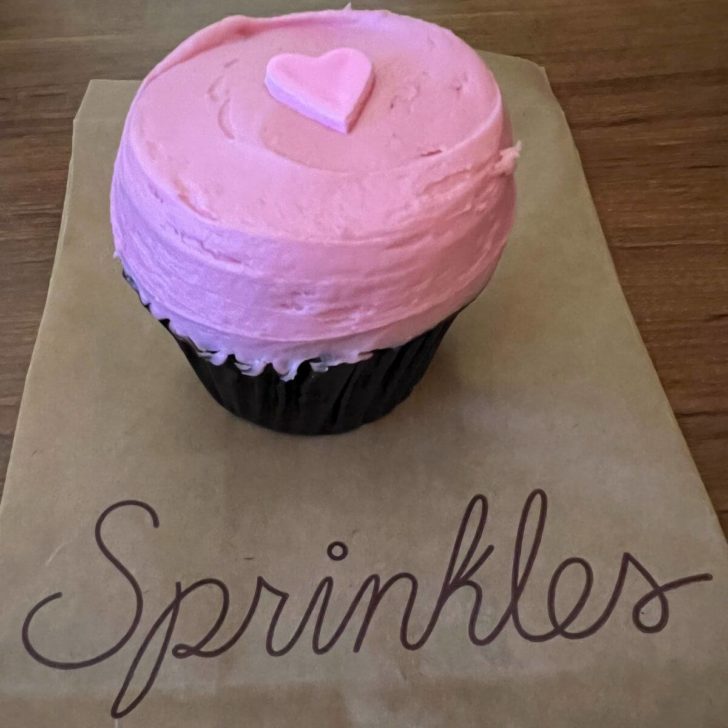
<box><xmin>124</xmin><ymin>270</ymin><xmax>456</xmax><ymax>435</ymax></box>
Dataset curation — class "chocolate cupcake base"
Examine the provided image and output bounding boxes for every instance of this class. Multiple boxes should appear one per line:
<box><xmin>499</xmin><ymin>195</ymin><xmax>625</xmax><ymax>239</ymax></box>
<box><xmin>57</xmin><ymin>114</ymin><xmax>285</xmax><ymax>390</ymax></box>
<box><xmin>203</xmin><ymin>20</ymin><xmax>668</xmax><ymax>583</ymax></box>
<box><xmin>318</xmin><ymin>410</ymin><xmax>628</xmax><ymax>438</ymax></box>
<box><xmin>169</xmin><ymin>317</ymin><xmax>454</xmax><ymax>435</ymax></box>
<box><xmin>125</xmin><ymin>271</ymin><xmax>455</xmax><ymax>435</ymax></box>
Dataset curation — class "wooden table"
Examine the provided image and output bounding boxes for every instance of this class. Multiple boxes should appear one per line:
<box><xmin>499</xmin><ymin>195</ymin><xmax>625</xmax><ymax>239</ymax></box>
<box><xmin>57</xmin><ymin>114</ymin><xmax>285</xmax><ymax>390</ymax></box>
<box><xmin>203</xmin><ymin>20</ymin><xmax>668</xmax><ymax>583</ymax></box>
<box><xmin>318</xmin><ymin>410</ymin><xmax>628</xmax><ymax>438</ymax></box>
<box><xmin>2</xmin><ymin>0</ymin><xmax>726</xmax><ymax>534</ymax></box>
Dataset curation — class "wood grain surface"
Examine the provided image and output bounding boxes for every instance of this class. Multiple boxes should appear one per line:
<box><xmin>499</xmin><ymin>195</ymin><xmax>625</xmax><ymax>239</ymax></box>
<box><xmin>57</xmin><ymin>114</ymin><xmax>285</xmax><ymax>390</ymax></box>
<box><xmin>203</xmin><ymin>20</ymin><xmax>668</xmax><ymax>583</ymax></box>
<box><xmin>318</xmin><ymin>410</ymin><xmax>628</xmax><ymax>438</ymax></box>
<box><xmin>1</xmin><ymin>1</ymin><xmax>726</xmax><ymax>534</ymax></box>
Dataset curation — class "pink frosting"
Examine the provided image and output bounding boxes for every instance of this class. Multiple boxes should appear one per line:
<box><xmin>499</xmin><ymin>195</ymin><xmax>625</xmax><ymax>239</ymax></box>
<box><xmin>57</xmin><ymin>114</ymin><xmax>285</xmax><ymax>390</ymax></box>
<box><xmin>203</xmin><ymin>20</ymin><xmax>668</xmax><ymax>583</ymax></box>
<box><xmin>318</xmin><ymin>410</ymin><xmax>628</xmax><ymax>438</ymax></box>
<box><xmin>111</xmin><ymin>9</ymin><xmax>517</xmax><ymax>378</ymax></box>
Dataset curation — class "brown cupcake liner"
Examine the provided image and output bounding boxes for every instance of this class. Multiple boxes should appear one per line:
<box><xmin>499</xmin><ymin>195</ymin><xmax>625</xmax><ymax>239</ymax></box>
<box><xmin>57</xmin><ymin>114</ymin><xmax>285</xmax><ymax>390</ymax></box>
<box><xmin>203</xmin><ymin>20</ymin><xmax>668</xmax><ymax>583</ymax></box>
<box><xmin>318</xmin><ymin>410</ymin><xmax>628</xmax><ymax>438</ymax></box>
<box><xmin>123</xmin><ymin>270</ymin><xmax>455</xmax><ymax>435</ymax></box>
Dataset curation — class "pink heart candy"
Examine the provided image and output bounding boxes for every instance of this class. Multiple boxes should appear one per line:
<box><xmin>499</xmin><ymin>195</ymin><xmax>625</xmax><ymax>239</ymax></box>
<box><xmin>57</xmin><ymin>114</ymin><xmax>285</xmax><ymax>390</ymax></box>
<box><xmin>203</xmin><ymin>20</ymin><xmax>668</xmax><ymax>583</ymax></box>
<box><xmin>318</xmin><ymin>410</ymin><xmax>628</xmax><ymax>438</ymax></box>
<box><xmin>265</xmin><ymin>47</ymin><xmax>374</xmax><ymax>134</ymax></box>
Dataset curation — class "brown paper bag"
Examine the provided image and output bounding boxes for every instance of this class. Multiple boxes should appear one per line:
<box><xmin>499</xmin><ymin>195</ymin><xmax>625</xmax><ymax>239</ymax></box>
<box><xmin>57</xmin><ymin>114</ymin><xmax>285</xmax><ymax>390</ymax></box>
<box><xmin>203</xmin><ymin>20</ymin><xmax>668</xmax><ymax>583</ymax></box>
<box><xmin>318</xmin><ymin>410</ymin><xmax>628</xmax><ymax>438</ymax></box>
<box><xmin>1</xmin><ymin>53</ymin><xmax>726</xmax><ymax>727</ymax></box>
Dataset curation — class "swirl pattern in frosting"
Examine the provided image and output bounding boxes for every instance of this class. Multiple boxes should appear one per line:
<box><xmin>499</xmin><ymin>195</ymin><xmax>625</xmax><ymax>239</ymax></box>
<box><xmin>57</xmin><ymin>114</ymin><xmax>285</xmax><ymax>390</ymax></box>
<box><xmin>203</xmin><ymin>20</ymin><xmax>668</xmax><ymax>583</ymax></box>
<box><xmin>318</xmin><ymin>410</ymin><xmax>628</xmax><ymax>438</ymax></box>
<box><xmin>111</xmin><ymin>9</ymin><xmax>518</xmax><ymax>377</ymax></box>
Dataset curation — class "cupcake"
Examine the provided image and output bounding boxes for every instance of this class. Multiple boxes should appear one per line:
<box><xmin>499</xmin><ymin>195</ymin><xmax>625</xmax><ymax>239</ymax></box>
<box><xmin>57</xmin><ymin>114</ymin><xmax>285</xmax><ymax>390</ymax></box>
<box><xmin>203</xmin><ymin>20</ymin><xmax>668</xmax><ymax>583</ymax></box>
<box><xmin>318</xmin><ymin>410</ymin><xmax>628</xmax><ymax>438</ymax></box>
<box><xmin>110</xmin><ymin>8</ymin><xmax>518</xmax><ymax>435</ymax></box>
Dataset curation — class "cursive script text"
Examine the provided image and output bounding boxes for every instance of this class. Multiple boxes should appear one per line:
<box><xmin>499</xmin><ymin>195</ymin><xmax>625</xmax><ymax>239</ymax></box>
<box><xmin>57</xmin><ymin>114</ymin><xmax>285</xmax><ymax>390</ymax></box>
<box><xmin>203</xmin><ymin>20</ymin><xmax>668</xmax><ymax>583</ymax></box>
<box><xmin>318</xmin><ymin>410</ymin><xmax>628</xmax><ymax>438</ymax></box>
<box><xmin>22</xmin><ymin>491</ymin><xmax>713</xmax><ymax>719</ymax></box>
